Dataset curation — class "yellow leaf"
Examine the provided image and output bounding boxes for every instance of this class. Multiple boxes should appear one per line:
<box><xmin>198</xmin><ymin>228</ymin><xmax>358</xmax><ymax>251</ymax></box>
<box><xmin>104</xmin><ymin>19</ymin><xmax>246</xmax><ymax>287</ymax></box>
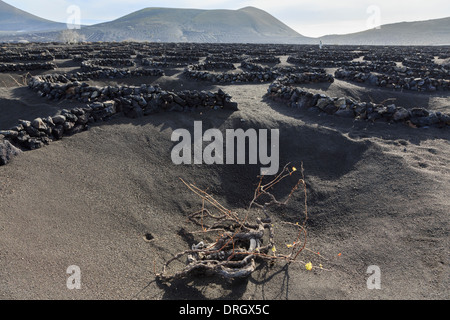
<box><xmin>272</xmin><ymin>246</ymin><xmax>277</xmax><ymax>253</ymax></box>
<box><xmin>292</xmin><ymin>167</ymin><xmax>297</xmax><ymax>172</ymax></box>
<box><xmin>305</xmin><ymin>262</ymin><xmax>313</xmax><ymax>271</ymax></box>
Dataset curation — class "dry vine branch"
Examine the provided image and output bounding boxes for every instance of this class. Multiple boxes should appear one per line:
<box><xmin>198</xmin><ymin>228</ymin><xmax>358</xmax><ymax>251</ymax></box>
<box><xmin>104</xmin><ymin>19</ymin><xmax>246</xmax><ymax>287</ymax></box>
<box><xmin>7</xmin><ymin>74</ymin><xmax>22</xmax><ymax>87</ymax></box>
<box><xmin>156</xmin><ymin>163</ymin><xmax>309</xmax><ymax>282</ymax></box>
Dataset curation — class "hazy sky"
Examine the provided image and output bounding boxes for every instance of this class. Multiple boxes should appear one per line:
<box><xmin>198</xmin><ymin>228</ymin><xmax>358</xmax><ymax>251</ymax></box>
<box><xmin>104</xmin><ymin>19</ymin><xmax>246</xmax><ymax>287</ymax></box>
<box><xmin>4</xmin><ymin>0</ymin><xmax>450</xmax><ymax>37</ymax></box>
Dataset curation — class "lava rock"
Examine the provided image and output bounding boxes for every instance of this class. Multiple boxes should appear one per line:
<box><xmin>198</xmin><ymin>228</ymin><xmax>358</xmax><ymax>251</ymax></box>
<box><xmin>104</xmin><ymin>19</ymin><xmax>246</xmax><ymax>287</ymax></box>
<box><xmin>410</xmin><ymin>107</ymin><xmax>429</xmax><ymax>118</ymax></box>
<box><xmin>0</xmin><ymin>139</ymin><xmax>22</xmax><ymax>166</ymax></box>
<box><xmin>393</xmin><ymin>107</ymin><xmax>411</xmax><ymax>121</ymax></box>
<box><xmin>223</xmin><ymin>99</ymin><xmax>239</xmax><ymax>111</ymax></box>
<box><xmin>52</xmin><ymin>125</ymin><xmax>64</xmax><ymax>140</ymax></box>
<box><xmin>316</xmin><ymin>97</ymin><xmax>333</xmax><ymax>110</ymax></box>
<box><xmin>31</xmin><ymin>118</ymin><xmax>47</xmax><ymax>131</ymax></box>
<box><xmin>52</xmin><ymin>115</ymin><xmax>67</xmax><ymax>125</ymax></box>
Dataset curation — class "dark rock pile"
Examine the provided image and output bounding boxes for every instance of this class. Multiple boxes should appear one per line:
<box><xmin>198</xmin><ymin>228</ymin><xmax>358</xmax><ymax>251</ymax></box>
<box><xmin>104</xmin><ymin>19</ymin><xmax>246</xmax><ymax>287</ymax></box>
<box><xmin>0</xmin><ymin>85</ymin><xmax>238</xmax><ymax>165</ymax></box>
<box><xmin>267</xmin><ymin>80</ymin><xmax>450</xmax><ymax>127</ymax></box>
<box><xmin>275</xmin><ymin>73</ymin><xmax>334</xmax><ymax>85</ymax></box>
<box><xmin>335</xmin><ymin>60</ymin><xmax>449</xmax><ymax>79</ymax></box>
<box><xmin>28</xmin><ymin>71</ymin><xmax>238</xmax><ymax>116</ymax></box>
<box><xmin>54</xmin><ymin>49</ymin><xmax>135</xmax><ymax>61</ymax></box>
<box><xmin>141</xmin><ymin>58</ymin><xmax>183</xmax><ymax>68</ymax></box>
<box><xmin>287</xmin><ymin>49</ymin><xmax>363</xmax><ymax>67</ymax></box>
<box><xmin>246</xmin><ymin>56</ymin><xmax>281</xmax><ymax>64</ymax></box>
<box><xmin>205</xmin><ymin>54</ymin><xmax>244</xmax><ymax>63</ymax></box>
<box><xmin>0</xmin><ymin>137</ymin><xmax>22</xmax><ymax>166</ymax></box>
<box><xmin>0</xmin><ymin>62</ymin><xmax>56</xmax><ymax>72</ymax></box>
<box><xmin>363</xmin><ymin>53</ymin><xmax>409</xmax><ymax>62</ymax></box>
<box><xmin>0</xmin><ymin>52</ymin><xmax>54</xmax><ymax>62</ymax></box>
<box><xmin>184</xmin><ymin>69</ymin><xmax>279</xmax><ymax>83</ymax></box>
<box><xmin>292</xmin><ymin>50</ymin><xmax>362</xmax><ymax>61</ymax></box>
<box><xmin>287</xmin><ymin>56</ymin><xmax>368</xmax><ymax>68</ymax></box>
<box><xmin>240</xmin><ymin>61</ymin><xmax>325</xmax><ymax>74</ymax></box>
<box><xmin>28</xmin><ymin>69</ymin><xmax>165</xmax><ymax>101</ymax></box>
<box><xmin>88</xmin><ymin>51</ymin><xmax>135</xmax><ymax>59</ymax></box>
<box><xmin>187</xmin><ymin>61</ymin><xmax>236</xmax><ymax>71</ymax></box>
<box><xmin>152</xmin><ymin>55</ymin><xmax>199</xmax><ymax>64</ymax></box>
<box><xmin>335</xmin><ymin>68</ymin><xmax>450</xmax><ymax>91</ymax></box>
<box><xmin>274</xmin><ymin>65</ymin><xmax>327</xmax><ymax>74</ymax></box>
<box><xmin>240</xmin><ymin>61</ymin><xmax>269</xmax><ymax>72</ymax></box>
<box><xmin>401</xmin><ymin>58</ymin><xmax>441</xmax><ymax>69</ymax></box>
<box><xmin>117</xmin><ymin>87</ymin><xmax>238</xmax><ymax>118</ymax></box>
<box><xmin>361</xmin><ymin>46</ymin><xmax>450</xmax><ymax>70</ymax></box>
<box><xmin>184</xmin><ymin>64</ymin><xmax>333</xmax><ymax>84</ymax></box>
<box><xmin>81</xmin><ymin>59</ymin><xmax>136</xmax><ymax>71</ymax></box>
<box><xmin>0</xmin><ymin>101</ymin><xmax>119</xmax><ymax>152</ymax></box>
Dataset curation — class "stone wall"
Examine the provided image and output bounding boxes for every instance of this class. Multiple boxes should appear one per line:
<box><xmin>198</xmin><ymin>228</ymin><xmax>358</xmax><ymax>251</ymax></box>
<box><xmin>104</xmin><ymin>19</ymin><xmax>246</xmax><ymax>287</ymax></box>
<box><xmin>0</xmin><ymin>52</ymin><xmax>54</xmax><ymax>62</ymax></box>
<box><xmin>205</xmin><ymin>54</ymin><xmax>244</xmax><ymax>63</ymax></box>
<box><xmin>28</xmin><ymin>69</ymin><xmax>165</xmax><ymax>101</ymax></box>
<box><xmin>275</xmin><ymin>73</ymin><xmax>334</xmax><ymax>85</ymax></box>
<box><xmin>335</xmin><ymin>68</ymin><xmax>450</xmax><ymax>91</ymax></box>
<box><xmin>246</xmin><ymin>56</ymin><xmax>281</xmax><ymax>64</ymax></box>
<box><xmin>80</xmin><ymin>59</ymin><xmax>136</xmax><ymax>71</ymax></box>
<box><xmin>184</xmin><ymin>64</ymin><xmax>333</xmax><ymax>84</ymax></box>
<box><xmin>0</xmin><ymin>63</ymin><xmax>241</xmax><ymax>166</ymax></box>
<box><xmin>188</xmin><ymin>61</ymin><xmax>236</xmax><ymax>71</ymax></box>
<box><xmin>141</xmin><ymin>58</ymin><xmax>181</xmax><ymax>68</ymax></box>
<box><xmin>152</xmin><ymin>55</ymin><xmax>200</xmax><ymax>64</ymax></box>
<box><xmin>0</xmin><ymin>62</ymin><xmax>56</xmax><ymax>72</ymax></box>
<box><xmin>0</xmin><ymin>85</ymin><xmax>238</xmax><ymax>165</ymax></box>
<box><xmin>267</xmin><ymin>78</ymin><xmax>450</xmax><ymax>128</ymax></box>
<box><xmin>184</xmin><ymin>69</ymin><xmax>280</xmax><ymax>83</ymax></box>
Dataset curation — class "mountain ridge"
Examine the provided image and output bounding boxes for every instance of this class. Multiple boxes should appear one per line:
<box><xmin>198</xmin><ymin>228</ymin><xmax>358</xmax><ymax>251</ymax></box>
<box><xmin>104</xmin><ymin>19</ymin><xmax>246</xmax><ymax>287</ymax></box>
<box><xmin>322</xmin><ymin>16</ymin><xmax>450</xmax><ymax>45</ymax></box>
<box><xmin>0</xmin><ymin>0</ymin><xmax>66</xmax><ymax>33</ymax></box>
<box><xmin>79</xmin><ymin>6</ymin><xmax>311</xmax><ymax>43</ymax></box>
<box><xmin>0</xmin><ymin>1</ymin><xmax>448</xmax><ymax>45</ymax></box>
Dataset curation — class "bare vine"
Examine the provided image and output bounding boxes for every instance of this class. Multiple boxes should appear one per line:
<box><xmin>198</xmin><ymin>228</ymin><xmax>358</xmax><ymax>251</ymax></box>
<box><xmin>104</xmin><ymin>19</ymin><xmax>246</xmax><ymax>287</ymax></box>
<box><xmin>156</xmin><ymin>163</ymin><xmax>311</xmax><ymax>281</ymax></box>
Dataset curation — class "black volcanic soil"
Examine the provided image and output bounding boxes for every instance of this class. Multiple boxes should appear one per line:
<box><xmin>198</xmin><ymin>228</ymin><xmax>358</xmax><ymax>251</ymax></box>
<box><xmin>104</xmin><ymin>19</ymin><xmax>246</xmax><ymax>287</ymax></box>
<box><xmin>0</xmin><ymin>49</ymin><xmax>449</xmax><ymax>300</ymax></box>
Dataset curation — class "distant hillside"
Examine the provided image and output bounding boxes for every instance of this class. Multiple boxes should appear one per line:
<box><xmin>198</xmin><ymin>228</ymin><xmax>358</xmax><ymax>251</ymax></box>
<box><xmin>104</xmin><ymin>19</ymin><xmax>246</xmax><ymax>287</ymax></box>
<box><xmin>0</xmin><ymin>1</ymin><xmax>448</xmax><ymax>45</ymax></box>
<box><xmin>0</xmin><ymin>0</ymin><xmax>66</xmax><ymax>33</ymax></box>
<box><xmin>322</xmin><ymin>17</ymin><xmax>450</xmax><ymax>45</ymax></box>
<box><xmin>79</xmin><ymin>6</ymin><xmax>313</xmax><ymax>44</ymax></box>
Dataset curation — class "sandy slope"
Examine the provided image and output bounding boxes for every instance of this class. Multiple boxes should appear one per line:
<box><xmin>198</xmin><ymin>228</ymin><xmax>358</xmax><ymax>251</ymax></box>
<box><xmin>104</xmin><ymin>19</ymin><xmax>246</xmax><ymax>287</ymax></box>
<box><xmin>0</xmin><ymin>66</ymin><xmax>449</xmax><ymax>300</ymax></box>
